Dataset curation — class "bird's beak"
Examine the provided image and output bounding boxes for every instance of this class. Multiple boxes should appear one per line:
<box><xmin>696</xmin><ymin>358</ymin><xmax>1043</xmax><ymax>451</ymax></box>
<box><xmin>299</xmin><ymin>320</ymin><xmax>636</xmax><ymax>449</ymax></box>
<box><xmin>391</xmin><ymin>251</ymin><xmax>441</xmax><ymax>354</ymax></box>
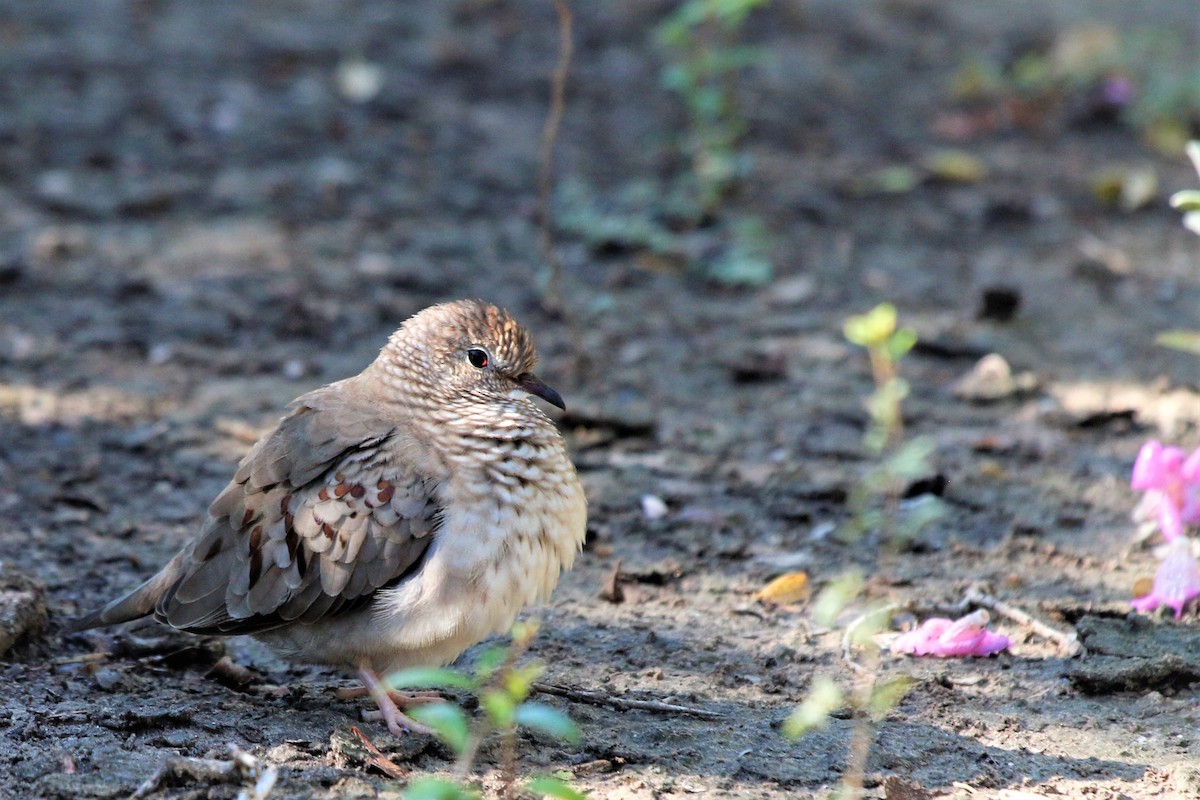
<box><xmin>516</xmin><ymin>372</ymin><xmax>566</xmax><ymax>410</ymax></box>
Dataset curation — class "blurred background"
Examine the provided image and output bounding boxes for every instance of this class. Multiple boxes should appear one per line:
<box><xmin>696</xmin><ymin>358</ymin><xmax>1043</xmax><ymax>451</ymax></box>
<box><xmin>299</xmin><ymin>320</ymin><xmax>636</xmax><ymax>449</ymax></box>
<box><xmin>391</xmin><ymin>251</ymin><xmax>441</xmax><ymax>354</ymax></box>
<box><xmin>3</xmin><ymin>1</ymin><xmax>1200</xmax><ymax>797</ymax></box>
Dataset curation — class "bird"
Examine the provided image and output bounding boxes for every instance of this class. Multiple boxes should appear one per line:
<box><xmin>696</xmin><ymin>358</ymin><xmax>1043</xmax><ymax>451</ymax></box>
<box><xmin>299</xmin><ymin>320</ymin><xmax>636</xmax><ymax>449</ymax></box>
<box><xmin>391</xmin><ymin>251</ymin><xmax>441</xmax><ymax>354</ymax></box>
<box><xmin>71</xmin><ymin>299</ymin><xmax>588</xmax><ymax>735</ymax></box>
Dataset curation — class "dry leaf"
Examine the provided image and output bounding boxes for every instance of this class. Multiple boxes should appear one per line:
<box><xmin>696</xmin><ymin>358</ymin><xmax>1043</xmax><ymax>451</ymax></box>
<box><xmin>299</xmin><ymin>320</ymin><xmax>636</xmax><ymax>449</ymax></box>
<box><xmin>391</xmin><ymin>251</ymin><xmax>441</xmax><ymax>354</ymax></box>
<box><xmin>754</xmin><ymin>572</ymin><xmax>810</xmax><ymax>605</ymax></box>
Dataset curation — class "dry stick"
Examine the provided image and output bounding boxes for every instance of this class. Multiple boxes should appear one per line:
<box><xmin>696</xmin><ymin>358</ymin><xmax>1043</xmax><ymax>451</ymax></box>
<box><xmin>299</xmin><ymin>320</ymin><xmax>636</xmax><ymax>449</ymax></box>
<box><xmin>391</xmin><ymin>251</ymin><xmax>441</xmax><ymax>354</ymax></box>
<box><xmin>964</xmin><ymin>585</ymin><xmax>1084</xmax><ymax>657</ymax></box>
<box><xmin>532</xmin><ymin>682</ymin><xmax>724</xmax><ymax>720</ymax></box>
<box><xmin>350</xmin><ymin>725</ymin><xmax>408</xmax><ymax>780</ymax></box>
<box><xmin>537</xmin><ymin>0</ymin><xmax>573</xmax><ymax>317</ymax></box>
<box><xmin>537</xmin><ymin>0</ymin><xmax>590</xmax><ymax>383</ymax></box>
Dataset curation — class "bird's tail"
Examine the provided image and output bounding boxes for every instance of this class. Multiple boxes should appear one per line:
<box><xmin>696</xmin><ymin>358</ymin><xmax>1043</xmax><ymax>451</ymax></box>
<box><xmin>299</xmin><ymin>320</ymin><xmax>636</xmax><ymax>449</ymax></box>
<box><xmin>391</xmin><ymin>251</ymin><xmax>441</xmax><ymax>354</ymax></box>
<box><xmin>66</xmin><ymin>554</ymin><xmax>184</xmax><ymax>632</ymax></box>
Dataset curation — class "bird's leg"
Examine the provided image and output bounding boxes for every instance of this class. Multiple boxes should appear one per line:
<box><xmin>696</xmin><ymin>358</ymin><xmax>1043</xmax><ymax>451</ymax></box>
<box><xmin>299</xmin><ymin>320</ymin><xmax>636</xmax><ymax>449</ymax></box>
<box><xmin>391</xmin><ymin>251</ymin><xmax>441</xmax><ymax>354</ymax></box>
<box><xmin>354</xmin><ymin>664</ymin><xmax>435</xmax><ymax>736</ymax></box>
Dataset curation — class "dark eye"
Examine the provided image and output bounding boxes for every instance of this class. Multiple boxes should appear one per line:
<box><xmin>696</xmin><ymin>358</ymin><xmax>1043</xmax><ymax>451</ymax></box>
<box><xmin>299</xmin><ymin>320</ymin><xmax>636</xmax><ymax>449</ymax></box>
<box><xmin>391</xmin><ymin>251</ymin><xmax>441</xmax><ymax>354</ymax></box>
<box><xmin>467</xmin><ymin>348</ymin><xmax>489</xmax><ymax>369</ymax></box>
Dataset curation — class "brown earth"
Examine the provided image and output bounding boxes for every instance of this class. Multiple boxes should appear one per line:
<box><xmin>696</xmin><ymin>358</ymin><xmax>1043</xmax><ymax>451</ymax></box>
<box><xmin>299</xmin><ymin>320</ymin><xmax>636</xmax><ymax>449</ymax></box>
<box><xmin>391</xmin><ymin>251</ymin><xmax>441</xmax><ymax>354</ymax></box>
<box><xmin>2</xmin><ymin>1</ymin><xmax>1200</xmax><ymax>798</ymax></box>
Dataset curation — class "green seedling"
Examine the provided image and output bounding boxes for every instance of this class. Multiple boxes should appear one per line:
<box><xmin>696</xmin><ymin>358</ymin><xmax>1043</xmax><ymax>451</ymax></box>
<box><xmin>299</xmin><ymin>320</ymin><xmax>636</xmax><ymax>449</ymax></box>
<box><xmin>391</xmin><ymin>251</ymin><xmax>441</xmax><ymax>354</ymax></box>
<box><xmin>841</xmin><ymin>304</ymin><xmax>941</xmax><ymax>543</ymax></box>
<box><xmin>1160</xmin><ymin>140</ymin><xmax>1200</xmax><ymax>356</ymax></box>
<box><xmin>657</xmin><ymin>0</ymin><xmax>769</xmax><ymax>212</ymax></box>
<box><xmin>784</xmin><ymin>571</ymin><xmax>914</xmax><ymax>799</ymax></box>
<box><xmin>393</xmin><ymin>621</ymin><xmax>586</xmax><ymax>800</ymax></box>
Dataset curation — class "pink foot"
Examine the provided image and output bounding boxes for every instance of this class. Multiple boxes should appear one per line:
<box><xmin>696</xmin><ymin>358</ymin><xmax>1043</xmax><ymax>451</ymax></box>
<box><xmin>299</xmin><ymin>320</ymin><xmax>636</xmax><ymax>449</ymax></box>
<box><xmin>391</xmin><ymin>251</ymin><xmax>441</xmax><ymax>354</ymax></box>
<box><xmin>354</xmin><ymin>664</ymin><xmax>437</xmax><ymax>736</ymax></box>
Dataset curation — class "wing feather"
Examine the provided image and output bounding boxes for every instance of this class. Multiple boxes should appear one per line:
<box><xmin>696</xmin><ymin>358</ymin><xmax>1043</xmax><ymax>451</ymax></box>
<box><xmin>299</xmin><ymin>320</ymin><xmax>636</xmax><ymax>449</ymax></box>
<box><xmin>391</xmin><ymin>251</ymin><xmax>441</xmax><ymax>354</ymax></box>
<box><xmin>150</xmin><ymin>386</ymin><xmax>441</xmax><ymax>636</ymax></box>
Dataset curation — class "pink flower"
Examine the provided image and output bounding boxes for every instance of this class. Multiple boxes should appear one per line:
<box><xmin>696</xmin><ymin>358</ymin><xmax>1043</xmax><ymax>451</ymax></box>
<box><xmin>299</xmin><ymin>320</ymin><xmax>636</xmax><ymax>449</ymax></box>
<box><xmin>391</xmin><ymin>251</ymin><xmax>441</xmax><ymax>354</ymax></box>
<box><xmin>892</xmin><ymin>610</ymin><xmax>1011</xmax><ymax>658</ymax></box>
<box><xmin>1131</xmin><ymin>537</ymin><xmax>1200</xmax><ymax>619</ymax></box>
<box><xmin>1130</xmin><ymin>441</ymin><xmax>1200</xmax><ymax>542</ymax></box>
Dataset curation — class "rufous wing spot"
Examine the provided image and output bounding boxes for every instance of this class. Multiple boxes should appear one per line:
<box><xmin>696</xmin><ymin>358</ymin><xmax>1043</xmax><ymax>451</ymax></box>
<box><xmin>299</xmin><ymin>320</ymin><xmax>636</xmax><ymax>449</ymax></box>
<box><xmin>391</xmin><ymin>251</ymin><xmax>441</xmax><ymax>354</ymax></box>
<box><xmin>247</xmin><ymin>524</ymin><xmax>266</xmax><ymax>587</ymax></box>
<box><xmin>202</xmin><ymin>538</ymin><xmax>223</xmax><ymax>562</ymax></box>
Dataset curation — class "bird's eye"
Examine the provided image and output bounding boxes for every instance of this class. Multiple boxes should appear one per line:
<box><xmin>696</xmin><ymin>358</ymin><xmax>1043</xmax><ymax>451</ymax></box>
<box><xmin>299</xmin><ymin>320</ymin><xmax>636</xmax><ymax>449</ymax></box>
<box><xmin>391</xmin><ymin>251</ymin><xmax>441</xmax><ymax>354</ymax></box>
<box><xmin>467</xmin><ymin>348</ymin><xmax>490</xmax><ymax>369</ymax></box>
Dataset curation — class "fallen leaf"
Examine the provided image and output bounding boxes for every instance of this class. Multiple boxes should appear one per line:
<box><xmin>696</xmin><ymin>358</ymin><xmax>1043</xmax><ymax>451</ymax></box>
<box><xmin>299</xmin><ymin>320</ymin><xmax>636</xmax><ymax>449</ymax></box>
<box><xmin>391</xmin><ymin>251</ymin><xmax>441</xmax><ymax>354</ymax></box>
<box><xmin>754</xmin><ymin>572</ymin><xmax>810</xmax><ymax>605</ymax></box>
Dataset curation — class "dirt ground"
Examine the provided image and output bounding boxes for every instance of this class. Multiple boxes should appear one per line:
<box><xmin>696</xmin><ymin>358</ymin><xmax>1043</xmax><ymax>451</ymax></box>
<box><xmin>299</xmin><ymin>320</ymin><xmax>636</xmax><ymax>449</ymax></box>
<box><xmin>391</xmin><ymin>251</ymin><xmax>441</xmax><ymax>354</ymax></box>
<box><xmin>3</xmin><ymin>1</ymin><xmax>1200</xmax><ymax>798</ymax></box>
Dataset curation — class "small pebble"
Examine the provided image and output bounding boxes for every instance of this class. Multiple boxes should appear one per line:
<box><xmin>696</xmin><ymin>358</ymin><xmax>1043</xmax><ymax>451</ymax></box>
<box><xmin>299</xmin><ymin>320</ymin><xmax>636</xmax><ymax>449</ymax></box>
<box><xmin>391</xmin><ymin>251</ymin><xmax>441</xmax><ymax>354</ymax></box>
<box><xmin>640</xmin><ymin>494</ymin><xmax>668</xmax><ymax>520</ymax></box>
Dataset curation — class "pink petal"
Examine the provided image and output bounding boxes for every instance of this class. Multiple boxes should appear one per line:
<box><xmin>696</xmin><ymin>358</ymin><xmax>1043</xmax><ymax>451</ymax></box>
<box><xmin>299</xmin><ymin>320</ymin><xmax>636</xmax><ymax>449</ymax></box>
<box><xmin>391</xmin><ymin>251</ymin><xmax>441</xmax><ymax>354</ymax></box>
<box><xmin>1131</xmin><ymin>593</ymin><xmax>1161</xmax><ymax>613</ymax></box>
<box><xmin>1131</xmin><ymin>441</ymin><xmax>1166</xmax><ymax>490</ymax></box>
<box><xmin>892</xmin><ymin>612</ymin><xmax>1010</xmax><ymax>658</ymax></box>
<box><xmin>1154</xmin><ymin>492</ymin><xmax>1186</xmax><ymax>542</ymax></box>
<box><xmin>892</xmin><ymin>618</ymin><xmax>951</xmax><ymax>655</ymax></box>
<box><xmin>1181</xmin><ymin>487</ymin><xmax>1200</xmax><ymax>526</ymax></box>
<box><xmin>1182</xmin><ymin>448</ymin><xmax>1200</xmax><ymax>484</ymax></box>
<box><xmin>972</xmin><ymin>631</ymin><xmax>1012</xmax><ymax>656</ymax></box>
<box><xmin>1131</xmin><ymin>538</ymin><xmax>1200</xmax><ymax>619</ymax></box>
<box><xmin>1156</xmin><ymin>539</ymin><xmax>1200</xmax><ymax>619</ymax></box>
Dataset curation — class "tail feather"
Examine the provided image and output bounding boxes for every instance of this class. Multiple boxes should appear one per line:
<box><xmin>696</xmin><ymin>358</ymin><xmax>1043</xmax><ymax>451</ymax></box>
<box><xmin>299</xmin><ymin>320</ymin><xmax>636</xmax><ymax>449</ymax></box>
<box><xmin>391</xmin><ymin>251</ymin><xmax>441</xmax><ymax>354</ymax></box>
<box><xmin>67</xmin><ymin>554</ymin><xmax>185</xmax><ymax>632</ymax></box>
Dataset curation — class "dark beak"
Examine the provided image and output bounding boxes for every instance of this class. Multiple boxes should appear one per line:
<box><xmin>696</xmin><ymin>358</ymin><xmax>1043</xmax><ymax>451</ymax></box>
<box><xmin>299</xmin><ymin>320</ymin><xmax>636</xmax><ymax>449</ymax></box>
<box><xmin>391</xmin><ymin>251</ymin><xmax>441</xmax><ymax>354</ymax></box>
<box><xmin>516</xmin><ymin>372</ymin><xmax>566</xmax><ymax>410</ymax></box>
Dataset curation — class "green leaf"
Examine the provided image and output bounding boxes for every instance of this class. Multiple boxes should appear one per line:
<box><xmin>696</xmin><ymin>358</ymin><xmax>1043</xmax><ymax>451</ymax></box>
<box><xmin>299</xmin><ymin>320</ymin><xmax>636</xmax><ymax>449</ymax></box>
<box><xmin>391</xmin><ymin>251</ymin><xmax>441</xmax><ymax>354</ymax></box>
<box><xmin>868</xmin><ymin>676</ymin><xmax>915</xmax><ymax>721</ymax></box>
<box><xmin>844</xmin><ymin>303</ymin><xmax>897</xmax><ymax>348</ymax></box>
<box><xmin>812</xmin><ymin>570</ymin><xmax>864</xmax><ymax>626</ymax></box>
<box><xmin>1156</xmin><ymin>330</ymin><xmax>1200</xmax><ymax>354</ymax></box>
<box><xmin>898</xmin><ymin>495</ymin><xmax>946</xmax><ymax>539</ymax></box>
<box><xmin>884</xmin><ymin>435</ymin><xmax>935</xmax><ymax>479</ymax></box>
<box><xmin>481</xmin><ymin>688</ymin><xmax>516</xmax><ymax>728</ymax></box>
<box><xmin>526</xmin><ymin>775</ymin><xmax>589</xmax><ymax>800</ymax></box>
<box><xmin>1168</xmin><ymin>189</ymin><xmax>1200</xmax><ymax>211</ymax></box>
<box><xmin>473</xmin><ymin>644</ymin><xmax>508</xmax><ymax>680</ymax></box>
<box><xmin>515</xmin><ymin>703</ymin><xmax>582</xmax><ymax>743</ymax></box>
<box><xmin>846</xmin><ymin>602</ymin><xmax>892</xmax><ymax>648</ymax></box>
<box><xmin>387</xmin><ymin>667</ymin><xmax>475</xmax><ymax>691</ymax></box>
<box><xmin>408</xmin><ymin>703</ymin><xmax>471</xmax><ymax>755</ymax></box>
<box><xmin>504</xmin><ymin>663</ymin><xmax>545</xmax><ymax>702</ymax></box>
<box><xmin>402</xmin><ymin>777</ymin><xmax>480</xmax><ymax>800</ymax></box>
<box><xmin>885</xmin><ymin>327</ymin><xmax>918</xmax><ymax>361</ymax></box>
<box><xmin>781</xmin><ymin>676</ymin><xmax>843</xmax><ymax>740</ymax></box>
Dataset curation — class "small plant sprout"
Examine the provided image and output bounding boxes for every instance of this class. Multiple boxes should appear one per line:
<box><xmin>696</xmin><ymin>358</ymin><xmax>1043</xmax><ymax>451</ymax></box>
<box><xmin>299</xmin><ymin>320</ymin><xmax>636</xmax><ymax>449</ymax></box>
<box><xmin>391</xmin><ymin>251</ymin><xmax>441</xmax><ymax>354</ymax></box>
<box><xmin>784</xmin><ymin>571</ymin><xmax>914</xmax><ymax>800</ymax></box>
<box><xmin>391</xmin><ymin>621</ymin><xmax>586</xmax><ymax>800</ymax></box>
<box><xmin>1158</xmin><ymin>140</ymin><xmax>1200</xmax><ymax>354</ymax></box>
<box><xmin>842</xmin><ymin>303</ymin><xmax>917</xmax><ymax>452</ymax></box>
<box><xmin>656</xmin><ymin>0</ymin><xmax>770</xmax><ymax>212</ymax></box>
<box><xmin>1129</xmin><ymin>440</ymin><xmax>1200</xmax><ymax>618</ymax></box>
<box><xmin>841</xmin><ymin>304</ymin><xmax>943</xmax><ymax>543</ymax></box>
<box><xmin>1169</xmin><ymin>140</ymin><xmax>1200</xmax><ymax>237</ymax></box>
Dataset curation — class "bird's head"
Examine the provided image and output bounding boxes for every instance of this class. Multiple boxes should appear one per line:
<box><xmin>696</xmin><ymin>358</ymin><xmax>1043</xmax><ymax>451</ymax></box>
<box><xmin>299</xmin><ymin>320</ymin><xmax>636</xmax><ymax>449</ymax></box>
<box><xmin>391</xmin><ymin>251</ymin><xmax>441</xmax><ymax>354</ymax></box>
<box><xmin>380</xmin><ymin>299</ymin><xmax>566</xmax><ymax>412</ymax></box>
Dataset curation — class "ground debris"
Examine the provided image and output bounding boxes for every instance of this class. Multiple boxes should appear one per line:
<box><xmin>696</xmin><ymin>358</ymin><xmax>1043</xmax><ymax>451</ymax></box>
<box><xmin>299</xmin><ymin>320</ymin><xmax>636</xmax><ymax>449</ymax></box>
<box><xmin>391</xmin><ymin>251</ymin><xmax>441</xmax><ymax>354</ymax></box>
<box><xmin>0</xmin><ymin>565</ymin><xmax>47</xmax><ymax>657</ymax></box>
<box><xmin>532</xmin><ymin>682</ymin><xmax>723</xmax><ymax>720</ymax></box>
<box><xmin>129</xmin><ymin>744</ymin><xmax>277</xmax><ymax>800</ymax></box>
<box><xmin>98</xmin><ymin>704</ymin><xmax>199</xmax><ymax>733</ymax></box>
<box><xmin>1063</xmin><ymin>615</ymin><xmax>1200</xmax><ymax>694</ymax></box>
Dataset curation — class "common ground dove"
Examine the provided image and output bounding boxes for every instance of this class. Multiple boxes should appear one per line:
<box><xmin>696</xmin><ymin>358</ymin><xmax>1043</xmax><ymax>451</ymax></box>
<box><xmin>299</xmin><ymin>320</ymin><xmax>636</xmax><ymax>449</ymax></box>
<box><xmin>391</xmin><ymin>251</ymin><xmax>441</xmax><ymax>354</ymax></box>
<box><xmin>72</xmin><ymin>299</ymin><xmax>588</xmax><ymax>735</ymax></box>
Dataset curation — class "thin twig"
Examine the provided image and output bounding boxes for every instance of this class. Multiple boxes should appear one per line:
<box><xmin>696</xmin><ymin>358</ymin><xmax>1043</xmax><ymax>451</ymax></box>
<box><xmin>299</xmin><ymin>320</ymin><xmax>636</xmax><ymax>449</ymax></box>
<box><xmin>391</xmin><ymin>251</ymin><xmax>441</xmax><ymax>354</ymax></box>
<box><xmin>537</xmin><ymin>0</ymin><xmax>573</xmax><ymax>317</ymax></box>
<box><xmin>350</xmin><ymin>725</ymin><xmax>408</xmax><ymax>779</ymax></box>
<box><xmin>532</xmin><ymin>682</ymin><xmax>724</xmax><ymax>720</ymax></box>
<box><xmin>965</xmin><ymin>585</ymin><xmax>1084</xmax><ymax>657</ymax></box>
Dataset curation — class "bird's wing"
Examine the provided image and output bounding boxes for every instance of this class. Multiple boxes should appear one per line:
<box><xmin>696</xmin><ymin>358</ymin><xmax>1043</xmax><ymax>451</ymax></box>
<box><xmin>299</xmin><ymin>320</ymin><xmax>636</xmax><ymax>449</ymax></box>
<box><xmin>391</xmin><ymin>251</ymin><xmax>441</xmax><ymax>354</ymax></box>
<box><xmin>79</xmin><ymin>386</ymin><xmax>441</xmax><ymax>636</ymax></box>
